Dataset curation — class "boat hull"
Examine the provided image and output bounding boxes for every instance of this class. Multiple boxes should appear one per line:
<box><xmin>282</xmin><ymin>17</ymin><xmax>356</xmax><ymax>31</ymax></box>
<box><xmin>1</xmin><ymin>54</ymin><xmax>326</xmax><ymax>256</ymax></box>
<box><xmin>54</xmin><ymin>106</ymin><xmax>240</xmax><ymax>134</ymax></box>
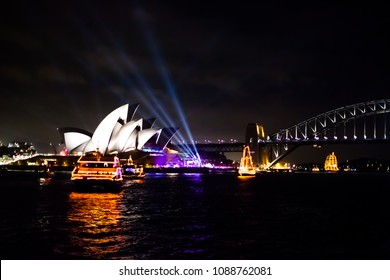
<box><xmin>72</xmin><ymin>179</ymin><xmax>123</xmax><ymax>193</ymax></box>
<box><xmin>238</xmin><ymin>171</ymin><xmax>256</xmax><ymax>178</ymax></box>
<box><xmin>122</xmin><ymin>174</ymin><xmax>145</xmax><ymax>179</ymax></box>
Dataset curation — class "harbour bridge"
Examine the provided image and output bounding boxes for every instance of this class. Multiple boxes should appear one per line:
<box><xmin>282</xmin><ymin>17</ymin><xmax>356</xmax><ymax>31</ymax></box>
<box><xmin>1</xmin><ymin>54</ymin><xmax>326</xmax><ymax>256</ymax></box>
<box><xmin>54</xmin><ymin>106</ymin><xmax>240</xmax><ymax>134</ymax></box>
<box><xmin>176</xmin><ymin>99</ymin><xmax>390</xmax><ymax>168</ymax></box>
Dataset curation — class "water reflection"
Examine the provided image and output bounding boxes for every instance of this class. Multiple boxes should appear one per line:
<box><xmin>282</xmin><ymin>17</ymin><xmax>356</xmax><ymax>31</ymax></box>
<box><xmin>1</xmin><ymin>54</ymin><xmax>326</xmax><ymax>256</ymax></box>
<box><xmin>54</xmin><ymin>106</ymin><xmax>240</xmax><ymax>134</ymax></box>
<box><xmin>67</xmin><ymin>192</ymin><xmax>126</xmax><ymax>259</ymax></box>
<box><xmin>38</xmin><ymin>177</ymin><xmax>52</xmax><ymax>186</ymax></box>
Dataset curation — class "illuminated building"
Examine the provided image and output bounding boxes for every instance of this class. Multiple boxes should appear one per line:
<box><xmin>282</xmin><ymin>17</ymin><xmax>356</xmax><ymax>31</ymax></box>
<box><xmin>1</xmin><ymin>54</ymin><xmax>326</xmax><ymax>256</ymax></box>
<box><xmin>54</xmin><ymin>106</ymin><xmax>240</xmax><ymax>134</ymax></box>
<box><xmin>324</xmin><ymin>152</ymin><xmax>339</xmax><ymax>171</ymax></box>
<box><xmin>58</xmin><ymin>104</ymin><xmax>178</xmax><ymax>156</ymax></box>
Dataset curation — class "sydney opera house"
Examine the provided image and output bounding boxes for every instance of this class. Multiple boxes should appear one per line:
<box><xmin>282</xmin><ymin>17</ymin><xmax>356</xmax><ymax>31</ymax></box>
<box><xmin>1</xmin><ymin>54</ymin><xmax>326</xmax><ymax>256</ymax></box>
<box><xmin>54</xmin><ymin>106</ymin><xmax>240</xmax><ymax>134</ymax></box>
<box><xmin>58</xmin><ymin>104</ymin><xmax>181</xmax><ymax>165</ymax></box>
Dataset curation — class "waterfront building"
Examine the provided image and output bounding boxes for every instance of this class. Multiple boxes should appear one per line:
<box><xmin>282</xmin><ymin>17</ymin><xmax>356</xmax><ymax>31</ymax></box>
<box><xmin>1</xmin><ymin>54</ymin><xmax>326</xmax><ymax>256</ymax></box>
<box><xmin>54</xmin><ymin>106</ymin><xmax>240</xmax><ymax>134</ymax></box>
<box><xmin>58</xmin><ymin>104</ymin><xmax>178</xmax><ymax>155</ymax></box>
<box><xmin>57</xmin><ymin>104</ymin><xmax>183</xmax><ymax>166</ymax></box>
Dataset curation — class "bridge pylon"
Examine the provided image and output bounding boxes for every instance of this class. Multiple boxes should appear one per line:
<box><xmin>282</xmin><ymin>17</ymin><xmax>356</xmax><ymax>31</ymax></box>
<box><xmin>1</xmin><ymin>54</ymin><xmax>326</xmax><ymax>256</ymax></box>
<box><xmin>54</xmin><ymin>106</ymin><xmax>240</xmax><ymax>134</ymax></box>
<box><xmin>245</xmin><ymin>123</ymin><xmax>269</xmax><ymax>169</ymax></box>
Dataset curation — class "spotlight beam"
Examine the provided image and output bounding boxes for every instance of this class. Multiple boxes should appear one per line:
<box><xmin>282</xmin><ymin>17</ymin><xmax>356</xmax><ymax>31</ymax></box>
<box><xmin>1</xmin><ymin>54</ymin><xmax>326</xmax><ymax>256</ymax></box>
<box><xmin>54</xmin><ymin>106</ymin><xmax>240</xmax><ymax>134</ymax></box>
<box><xmin>135</xmin><ymin>9</ymin><xmax>201</xmax><ymax>162</ymax></box>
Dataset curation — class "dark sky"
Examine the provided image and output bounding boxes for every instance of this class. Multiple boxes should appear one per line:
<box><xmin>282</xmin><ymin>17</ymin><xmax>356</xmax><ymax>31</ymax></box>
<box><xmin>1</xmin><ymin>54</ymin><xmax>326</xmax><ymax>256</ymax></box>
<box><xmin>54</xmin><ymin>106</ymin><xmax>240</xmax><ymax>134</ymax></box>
<box><xmin>1</xmin><ymin>1</ymin><xmax>388</xmax><ymax>161</ymax></box>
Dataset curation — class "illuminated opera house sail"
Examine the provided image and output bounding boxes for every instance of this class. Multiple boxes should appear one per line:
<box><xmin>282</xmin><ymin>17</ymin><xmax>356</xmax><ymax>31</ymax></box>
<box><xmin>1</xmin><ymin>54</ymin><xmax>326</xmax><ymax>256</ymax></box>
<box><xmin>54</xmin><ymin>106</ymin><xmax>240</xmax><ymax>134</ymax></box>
<box><xmin>58</xmin><ymin>104</ymin><xmax>178</xmax><ymax>156</ymax></box>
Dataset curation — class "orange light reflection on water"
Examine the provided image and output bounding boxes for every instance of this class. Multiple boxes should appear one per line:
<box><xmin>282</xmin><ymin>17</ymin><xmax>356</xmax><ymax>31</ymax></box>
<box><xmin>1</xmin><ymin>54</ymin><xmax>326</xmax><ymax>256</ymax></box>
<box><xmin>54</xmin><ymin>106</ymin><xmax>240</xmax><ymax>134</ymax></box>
<box><xmin>67</xmin><ymin>192</ymin><xmax>126</xmax><ymax>259</ymax></box>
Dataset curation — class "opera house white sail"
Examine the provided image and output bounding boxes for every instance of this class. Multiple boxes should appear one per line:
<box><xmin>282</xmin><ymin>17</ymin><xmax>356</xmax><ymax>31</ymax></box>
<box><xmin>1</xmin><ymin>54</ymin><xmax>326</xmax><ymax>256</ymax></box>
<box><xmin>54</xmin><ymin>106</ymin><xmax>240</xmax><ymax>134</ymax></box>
<box><xmin>58</xmin><ymin>104</ymin><xmax>178</xmax><ymax>155</ymax></box>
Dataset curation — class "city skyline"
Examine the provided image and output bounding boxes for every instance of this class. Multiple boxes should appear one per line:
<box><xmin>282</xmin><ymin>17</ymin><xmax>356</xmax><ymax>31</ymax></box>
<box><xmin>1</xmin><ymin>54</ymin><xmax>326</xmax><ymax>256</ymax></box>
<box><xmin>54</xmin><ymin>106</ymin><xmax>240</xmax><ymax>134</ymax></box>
<box><xmin>0</xmin><ymin>1</ymin><xmax>388</xmax><ymax>162</ymax></box>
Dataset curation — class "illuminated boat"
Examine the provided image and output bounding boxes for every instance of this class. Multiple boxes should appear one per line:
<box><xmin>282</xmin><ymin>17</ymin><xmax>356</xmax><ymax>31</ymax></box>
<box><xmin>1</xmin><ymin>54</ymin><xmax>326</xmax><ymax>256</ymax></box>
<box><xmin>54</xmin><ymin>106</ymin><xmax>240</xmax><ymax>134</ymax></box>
<box><xmin>71</xmin><ymin>151</ymin><xmax>123</xmax><ymax>192</ymax></box>
<box><xmin>238</xmin><ymin>145</ymin><xmax>256</xmax><ymax>177</ymax></box>
<box><xmin>312</xmin><ymin>165</ymin><xmax>320</xmax><ymax>172</ymax></box>
<box><xmin>122</xmin><ymin>155</ymin><xmax>145</xmax><ymax>179</ymax></box>
<box><xmin>324</xmin><ymin>152</ymin><xmax>339</xmax><ymax>172</ymax></box>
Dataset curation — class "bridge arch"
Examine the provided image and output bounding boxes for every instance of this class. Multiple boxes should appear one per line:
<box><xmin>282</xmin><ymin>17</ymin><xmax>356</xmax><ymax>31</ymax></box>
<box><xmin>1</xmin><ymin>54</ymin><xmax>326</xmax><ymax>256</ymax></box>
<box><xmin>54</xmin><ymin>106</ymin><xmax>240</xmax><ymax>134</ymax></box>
<box><xmin>262</xmin><ymin>99</ymin><xmax>390</xmax><ymax>168</ymax></box>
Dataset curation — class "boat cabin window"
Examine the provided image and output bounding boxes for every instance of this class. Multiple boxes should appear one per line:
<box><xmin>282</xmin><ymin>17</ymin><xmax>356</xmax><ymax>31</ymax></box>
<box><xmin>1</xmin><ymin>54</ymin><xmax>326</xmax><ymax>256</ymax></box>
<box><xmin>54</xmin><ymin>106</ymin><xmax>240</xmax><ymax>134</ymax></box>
<box><xmin>80</xmin><ymin>162</ymin><xmax>114</xmax><ymax>168</ymax></box>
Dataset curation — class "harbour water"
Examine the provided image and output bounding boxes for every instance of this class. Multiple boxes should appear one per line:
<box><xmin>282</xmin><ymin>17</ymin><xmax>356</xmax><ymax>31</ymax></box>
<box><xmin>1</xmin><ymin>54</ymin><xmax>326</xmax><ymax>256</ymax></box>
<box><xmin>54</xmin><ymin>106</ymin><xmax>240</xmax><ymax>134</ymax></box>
<box><xmin>1</xmin><ymin>171</ymin><xmax>389</xmax><ymax>260</ymax></box>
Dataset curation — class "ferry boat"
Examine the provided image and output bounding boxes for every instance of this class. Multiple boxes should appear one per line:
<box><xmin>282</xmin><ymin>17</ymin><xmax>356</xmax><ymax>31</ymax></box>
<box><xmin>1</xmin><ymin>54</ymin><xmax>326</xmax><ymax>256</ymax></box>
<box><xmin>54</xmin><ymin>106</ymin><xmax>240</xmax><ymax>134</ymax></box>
<box><xmin>121</xmin><ymin>155</ymin><xmax>145</xmax><ymax>179</ymax></box>
<box><xmin>71</xmin><ymin>151</ymin><xmax>123</xmax><ymax>192</ymax></box>
<box><xmin>238</xmin><ymin>145</ymin><xmax>256</xmax><ymax>177</ymax></box>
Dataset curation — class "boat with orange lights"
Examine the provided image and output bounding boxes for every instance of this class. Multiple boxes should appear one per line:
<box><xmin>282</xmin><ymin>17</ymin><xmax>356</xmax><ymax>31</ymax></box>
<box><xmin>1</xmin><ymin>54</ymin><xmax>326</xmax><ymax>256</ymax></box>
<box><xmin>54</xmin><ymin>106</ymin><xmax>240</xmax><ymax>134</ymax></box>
<box><xmin>324</xmin><ymin>152</ymin><xmax>339</xmax><ymax>172</ymax></box>
<box><xmin>238</xmin><ymin>145</ymin><xmax>256</xmax><ymax>177</ymax></box>
<box><xmin>71</xmin><ymin>151</ymin><xmax>123</xmax><ymax>192</ymax></box>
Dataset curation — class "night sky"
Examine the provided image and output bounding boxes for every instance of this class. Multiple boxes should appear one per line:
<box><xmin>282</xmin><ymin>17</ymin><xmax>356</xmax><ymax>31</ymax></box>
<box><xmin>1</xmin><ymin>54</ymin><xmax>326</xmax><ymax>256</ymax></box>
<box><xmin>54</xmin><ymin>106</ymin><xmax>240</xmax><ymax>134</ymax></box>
<box><xmin>1</xmin><ymin>1</ymin><xmax>388</xmax><ymax>162</ymax></box>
